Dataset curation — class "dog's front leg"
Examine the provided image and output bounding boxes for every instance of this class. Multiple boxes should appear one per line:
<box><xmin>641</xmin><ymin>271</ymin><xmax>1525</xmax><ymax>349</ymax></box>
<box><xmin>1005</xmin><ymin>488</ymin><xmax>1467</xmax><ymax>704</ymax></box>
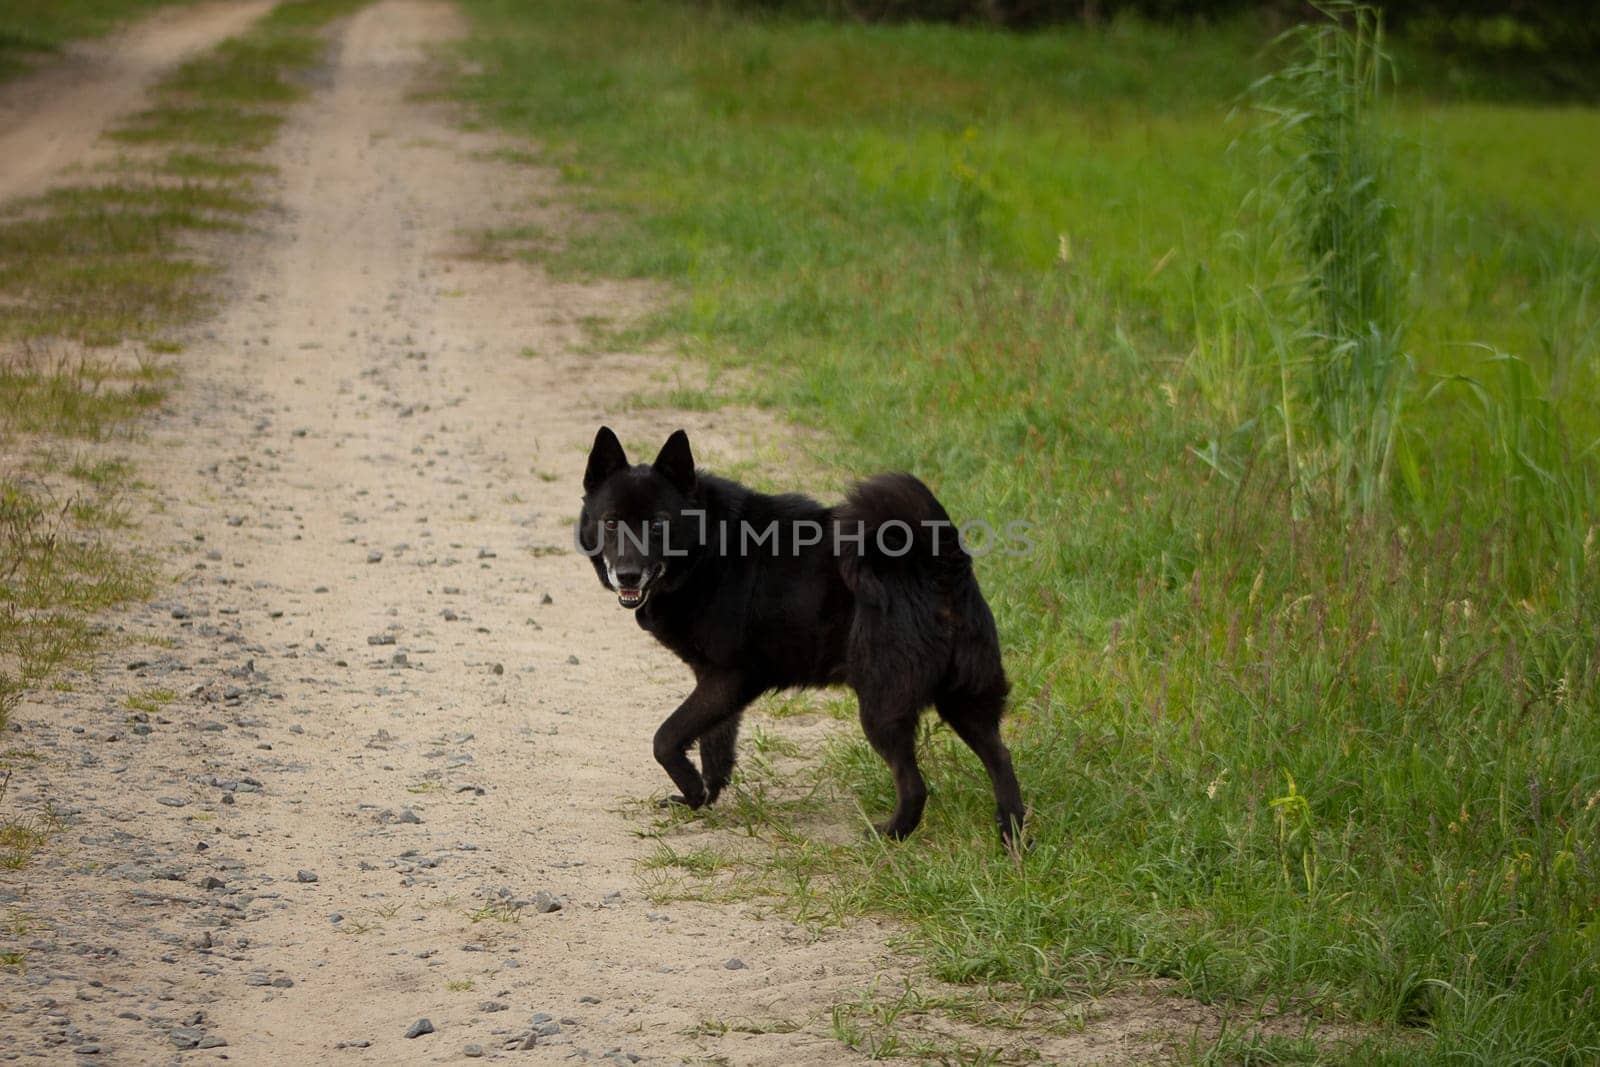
<box><xmin>652</xmin><ymin>672</ymin><xmax>749</xmax><ymax>809</ymax></box>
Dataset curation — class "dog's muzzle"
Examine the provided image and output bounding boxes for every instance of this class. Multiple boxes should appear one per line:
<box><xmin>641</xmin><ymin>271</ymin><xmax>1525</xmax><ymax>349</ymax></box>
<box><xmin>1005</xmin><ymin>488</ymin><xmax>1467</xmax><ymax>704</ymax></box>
<box><xmin>614</xmin><ymin>565</ymin><xmax>659</xmax><ymax>611</ymax></box>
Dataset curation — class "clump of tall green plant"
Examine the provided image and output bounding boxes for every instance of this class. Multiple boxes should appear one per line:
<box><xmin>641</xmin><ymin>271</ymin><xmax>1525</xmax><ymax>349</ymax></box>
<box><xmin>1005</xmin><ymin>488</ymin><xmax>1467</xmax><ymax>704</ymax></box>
<box><xmin>1271</xmin><ymin>3</ymin><xmax>1406</xmax><ymax>514</ymax></box>
<box><xmin>1188</xmin><ymin>3</ymin><xmax>1406</xmax><ymax>516</ymax></box>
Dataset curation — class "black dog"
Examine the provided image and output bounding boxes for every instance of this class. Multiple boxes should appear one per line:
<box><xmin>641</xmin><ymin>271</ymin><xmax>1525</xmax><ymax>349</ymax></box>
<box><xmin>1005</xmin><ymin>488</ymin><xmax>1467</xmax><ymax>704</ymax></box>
<box><xmin>578</xmin><ymin>426</ymin><xmax>1024</xmax><ymax>845</ymax></box>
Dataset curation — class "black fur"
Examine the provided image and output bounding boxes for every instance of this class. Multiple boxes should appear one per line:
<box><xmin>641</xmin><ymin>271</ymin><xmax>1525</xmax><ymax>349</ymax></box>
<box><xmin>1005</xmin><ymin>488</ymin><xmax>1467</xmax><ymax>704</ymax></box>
<box><xmin>578</xmin><ymin>426</ymin><xmax>1024</xmax><ymax>846</ymax></box>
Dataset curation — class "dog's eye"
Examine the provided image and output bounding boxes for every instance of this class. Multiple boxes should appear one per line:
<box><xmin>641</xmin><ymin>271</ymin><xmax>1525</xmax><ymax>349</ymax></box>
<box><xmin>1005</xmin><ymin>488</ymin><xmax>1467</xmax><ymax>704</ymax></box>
<box><xmin>653</xmin><ymin>518</ymin><xmax>669</xmax><ymax>529</ymax></box>
<box><xmin>602</xmin><ymin>519</ymin><xmax>618</xmax><ymax>530</ymax></box>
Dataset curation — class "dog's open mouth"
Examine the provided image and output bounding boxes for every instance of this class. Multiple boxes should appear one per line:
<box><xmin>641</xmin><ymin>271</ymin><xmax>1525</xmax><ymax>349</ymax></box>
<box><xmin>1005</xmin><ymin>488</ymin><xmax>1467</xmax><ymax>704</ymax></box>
<box><xmin>617</xmin><ymin>586</ymin><xmax>648</xmax><ymax>609</ymax></box>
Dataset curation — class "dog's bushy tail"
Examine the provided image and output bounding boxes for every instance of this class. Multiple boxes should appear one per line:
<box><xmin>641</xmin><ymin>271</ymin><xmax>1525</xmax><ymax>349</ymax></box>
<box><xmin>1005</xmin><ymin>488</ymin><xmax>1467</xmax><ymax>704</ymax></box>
<box><xmin>834</xmin><ymin>473</ymin><xmax>967</xmax><ymax>603</ymax></box>
<box><xmin>835</xmin><ymin>474</ymin><xmax>1008</xmax><ymax>704</ymax></box>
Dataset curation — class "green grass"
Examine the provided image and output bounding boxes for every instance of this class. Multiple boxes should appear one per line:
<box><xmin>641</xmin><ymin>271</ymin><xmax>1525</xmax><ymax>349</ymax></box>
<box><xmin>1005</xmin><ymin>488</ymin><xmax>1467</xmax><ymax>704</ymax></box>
<box><xmin>0</xmin><ymin>476</ymin><xmax>156</xmax><ymax>724</ymax></box>
<box><xmin>456</xmin><ymin>1</ymin><xmax>1600</xmax><ymax>1062</ymax></box>
<box><xmin>0</xmin><ymin>765</ymin><xmax>62</xmax><ymax>890</ymax></box>
<box><xmin>123</xmin><ymin>687</ymin><xmax>175</xmax><ymax>713</ymax></box>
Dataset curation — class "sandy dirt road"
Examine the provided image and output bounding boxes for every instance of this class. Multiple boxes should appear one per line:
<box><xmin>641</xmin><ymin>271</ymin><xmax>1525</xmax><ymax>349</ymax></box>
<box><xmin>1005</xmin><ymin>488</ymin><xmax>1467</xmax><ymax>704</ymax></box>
<box><xmin>0</xmin><ymin>1</ymin><xmax>277</xmax><ymax>201</ymax></box>
<box><xmin>0</xmin><ymin>2</ymin><xmax>1263</xmax><ymax>1063</ymax></box>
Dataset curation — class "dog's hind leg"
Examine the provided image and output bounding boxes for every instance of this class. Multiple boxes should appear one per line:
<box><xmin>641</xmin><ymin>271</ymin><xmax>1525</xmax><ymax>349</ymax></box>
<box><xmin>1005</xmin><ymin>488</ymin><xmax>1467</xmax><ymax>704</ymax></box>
<box><xmin>653</xmin><ymin>672</ymin><xmax>754</xmax><ymax>810</ymax></box>
<box><xmin>935</xmin><ymin>691</ymin><xmax>1025</xmax><ymax>848</ymax></box>
<box><xmin>697</xmin><ymin>714</ymin><xmax>743</xmax><ymax>805</ymax></box>
<box><xmin>856</xmin><ymin>698</ymin><xmax>927</xmax><ymax>840</ymax></box>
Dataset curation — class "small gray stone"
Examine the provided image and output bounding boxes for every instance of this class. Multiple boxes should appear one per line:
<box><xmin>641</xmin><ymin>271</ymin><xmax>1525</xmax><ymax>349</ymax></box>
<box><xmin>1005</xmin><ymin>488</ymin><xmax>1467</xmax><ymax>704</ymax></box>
<box><xmin>404</xmin><ymin>1018</ymin><xmax>435</xmax><ymax>1039</ymax></box>
<box><xmin>197</xmin><ymin>1036</ymin><xmax>228</xmax><ymax>1049</ymax></box>
<box><xmin>156</xmin><ymin>797</ymin><xmax>188</xmax><ymax>808</ymax></box>
<box><xmin>724</xmin><ymin>958</ymin><xmax>747</xmax><ymax>970</ymax></box>
<box><xmin>296</xmin><ymin>870</ymin><xmax>318</xmax><ymax>883</ymax></box>
<box><xmin>169</xmin><ymin>1028</ymin><xmax>201</xmax><ymax>1049</ymax></box>
<box><xmin>367</xmin><ymin>551</ymin><xmax>384</xmax><ymax>564</ymax></box>
<box><xmin>464</xmin><ymin>1045</ymin><xmax>484</xmax><ymax>1059</ymax></box>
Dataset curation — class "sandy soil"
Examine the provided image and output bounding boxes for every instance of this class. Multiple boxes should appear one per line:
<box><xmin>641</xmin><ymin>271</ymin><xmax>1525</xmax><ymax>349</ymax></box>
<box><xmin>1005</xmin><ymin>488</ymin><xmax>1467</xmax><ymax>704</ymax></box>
<box><xmin>0</xmin><ymin>3</ymin><xmax>1325</xmax><ymax>1063</ymax></box>
<box><xmin>0</xmin><ymin>1</ymin><xmax>277</xmax><ymax>201</ymax></box>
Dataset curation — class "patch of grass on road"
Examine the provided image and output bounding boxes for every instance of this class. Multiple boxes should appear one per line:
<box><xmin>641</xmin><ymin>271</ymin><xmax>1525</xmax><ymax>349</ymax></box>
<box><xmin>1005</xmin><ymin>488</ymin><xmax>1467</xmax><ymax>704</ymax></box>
<box><xmin>457</xmin><ymin>1</ymin><xmax>1600</xmax><ymax>1062</ymax></box>
<box><xmin>0</xmin><ymin>476</ymin><xmax>156</xmax><ymax>711</ymax></box>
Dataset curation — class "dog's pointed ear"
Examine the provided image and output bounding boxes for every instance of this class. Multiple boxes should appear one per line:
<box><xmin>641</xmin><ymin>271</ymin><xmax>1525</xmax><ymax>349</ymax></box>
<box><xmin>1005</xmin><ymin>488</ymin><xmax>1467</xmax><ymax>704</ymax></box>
<box><xmin>584</xmin><ymin>426</ymin><xmax>629</xmax><ymax>493</ymax></box>
<box><xmin>653</xmin><ymin>429</ymin><xmax>695</xmax><ymax>493</ymax></box>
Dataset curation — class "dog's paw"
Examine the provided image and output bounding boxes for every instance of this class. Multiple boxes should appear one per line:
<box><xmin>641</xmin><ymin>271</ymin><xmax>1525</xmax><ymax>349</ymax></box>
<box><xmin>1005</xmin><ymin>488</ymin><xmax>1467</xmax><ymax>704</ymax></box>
<box><xmin>1000</xmin><ymin>829</ymin><xmax>1033</xmax><ymax>855</ymax></box>
<box><xmin>656</xmin><ymin>793</ymin><xmax>704</xmax><ymax>810</ymax></box>
<box><xmin>869</xmin><ymin>821</ymin><xmax>914</xmax><ymax>842</ymax></box>
<box><xmin>998</xmin><ymin>812</ymin><xmax>1030</xmax><ymax>853</ymax></box>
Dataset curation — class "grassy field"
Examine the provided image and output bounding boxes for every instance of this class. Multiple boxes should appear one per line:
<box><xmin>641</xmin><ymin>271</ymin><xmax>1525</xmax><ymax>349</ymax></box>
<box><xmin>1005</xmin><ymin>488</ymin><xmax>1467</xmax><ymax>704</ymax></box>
<box><xmin>456</xmin><ymin>2</ymin><xmax>1600</xmax><ymax>1062</ymax></box>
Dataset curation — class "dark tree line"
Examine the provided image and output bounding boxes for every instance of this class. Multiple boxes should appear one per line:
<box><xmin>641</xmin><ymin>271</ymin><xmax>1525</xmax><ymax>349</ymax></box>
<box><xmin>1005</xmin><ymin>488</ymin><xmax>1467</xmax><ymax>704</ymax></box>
<box><xmin>721</xmin><ymin>0</ymin><xmax>1599</xmax><ymax>56</ymax></box>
